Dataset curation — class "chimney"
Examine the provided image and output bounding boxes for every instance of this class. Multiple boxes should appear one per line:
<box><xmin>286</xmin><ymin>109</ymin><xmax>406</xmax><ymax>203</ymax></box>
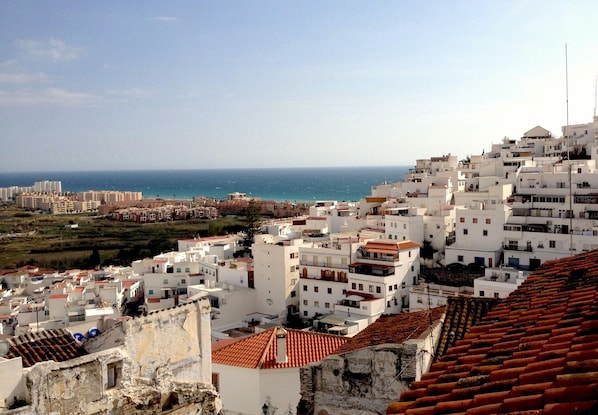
<box><xmin>275</xmin><ymin>326</ymin><xmax>288</xmax><ymax>364</ymax></box>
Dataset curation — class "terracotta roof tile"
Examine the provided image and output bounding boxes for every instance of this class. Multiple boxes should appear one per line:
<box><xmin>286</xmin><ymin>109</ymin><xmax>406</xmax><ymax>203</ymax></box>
<box><xmin>335</xmin><ymin>307</ymin><xmax>445</xmax><ymax>355</ymax></box>
<box><xmin>4</xmin><ymin>329</ymin><xmax>87</xmax><ymax>367</ymax></box>
<box><xmin>387</xmin><ymin>249</ymin><xmax>598</xmax><ymax>414</ymax></box>
<box><xmin>212</xmin><ymin>327</ymin><xmax>347</xmax><ymax>369</ymax></box>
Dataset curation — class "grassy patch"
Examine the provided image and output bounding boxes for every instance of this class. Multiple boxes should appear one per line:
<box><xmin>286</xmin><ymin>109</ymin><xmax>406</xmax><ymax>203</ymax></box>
<box><xmin>0</xmin><ymin>206</ymin><xmax>245</xmax><ymax>270</ymax></box>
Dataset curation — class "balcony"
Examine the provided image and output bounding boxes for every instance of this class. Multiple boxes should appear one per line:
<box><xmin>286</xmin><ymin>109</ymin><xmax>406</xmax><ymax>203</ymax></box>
<box><xmin>502</xmin><ymin>243</ymin><xmax>533</xmax><ymax>252</ymax></box>
<box><xmin>349</xmin><ymin>262</ymin><xmax>395</xmax><ymax>276</ymax></box>
<box><xmin>356</xmin><ymin>252</ymin><xmax>399</xmax><ymax>263</ymax></box>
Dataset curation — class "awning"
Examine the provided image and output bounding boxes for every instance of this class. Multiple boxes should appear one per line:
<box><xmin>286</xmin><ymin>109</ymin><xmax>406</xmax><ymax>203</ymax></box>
<box><xmin>346</xmin><ymin>295</ymin><xmax>364</xmax><ymax>301</ymax></box>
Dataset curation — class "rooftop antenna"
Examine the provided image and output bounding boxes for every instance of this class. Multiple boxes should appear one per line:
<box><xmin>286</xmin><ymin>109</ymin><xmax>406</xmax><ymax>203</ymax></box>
<box><xmin>565</xmin><ymin>43</ymin><xmax>573</xmax><ymax>256</ymax></box>
<box><xmin>594</xmin><ymin>75</ymin><xmax>597</xmax><ymax>118</ymax></box>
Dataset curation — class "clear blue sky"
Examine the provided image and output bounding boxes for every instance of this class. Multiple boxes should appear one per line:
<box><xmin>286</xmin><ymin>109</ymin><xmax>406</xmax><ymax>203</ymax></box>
<box><xmin>1</xmin><ymin>1</ymin><xmax>597</xmax><ymax>172</ymax></box>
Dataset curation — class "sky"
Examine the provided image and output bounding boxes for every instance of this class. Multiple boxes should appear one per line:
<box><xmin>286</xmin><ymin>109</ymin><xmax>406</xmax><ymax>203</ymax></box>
<box><xmin>1</xmin><ymin>1</ymin><xmax>597</xmax><ymax>172</ymax></box>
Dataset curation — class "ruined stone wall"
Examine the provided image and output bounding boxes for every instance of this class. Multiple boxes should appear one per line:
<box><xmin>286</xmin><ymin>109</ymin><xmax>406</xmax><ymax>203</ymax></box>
<box><xmin>8</xmin><ymin>298</ymin><xmax>221</xmax><ymax>415</ymax></box>
<box><xmin>299</xmin><ymin>321</ymin><xmax>442</xmax><ymax>415</ymax></box>
<box><xmin>122</xmin><ymin>299</ymin><xmax>213</xmax><ymax>385</ymax></box>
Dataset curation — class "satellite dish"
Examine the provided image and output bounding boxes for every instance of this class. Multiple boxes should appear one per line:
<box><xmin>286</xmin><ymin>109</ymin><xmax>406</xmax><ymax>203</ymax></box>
<box><xmin>88</xmin><ymin>328</ymin><xmax>100</xmax><ymax>337</ymax></box>
<box><xmin>73</xmin><ymin>333</ymin><xmax>86</xmax><ymax>342</ymax></box>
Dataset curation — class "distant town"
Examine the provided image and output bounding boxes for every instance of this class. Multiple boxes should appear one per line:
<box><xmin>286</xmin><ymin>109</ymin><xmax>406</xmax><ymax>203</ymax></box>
<box><xmin>1</xmin><ymin>115</ymin><xmax>598</xmax><ymax>414</ymax></box>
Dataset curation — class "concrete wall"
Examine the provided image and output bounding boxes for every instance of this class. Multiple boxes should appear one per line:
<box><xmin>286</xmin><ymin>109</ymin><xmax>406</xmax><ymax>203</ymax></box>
<box><xmin>0</xmin><ymin>357</ymin><xmax>27</xmax><ymax>410</ymax></box>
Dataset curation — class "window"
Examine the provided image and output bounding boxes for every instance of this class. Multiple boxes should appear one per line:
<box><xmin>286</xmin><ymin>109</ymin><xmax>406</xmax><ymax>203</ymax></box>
<box><xmin>314</xmin><ymin>286</ymin><xmax>319</xmax><ymax>293</ymax></box>
<box><xmin>479</xmin><ymin>290</ymin><xmax>485</xmax><ymax>297</ymax></box>
<box><xmin>460</xmin><ymin>217</ymin><xmax>465</xmax><ymax>223</ymax></box>
<box><xmin>290</xmin><ymin>252</ymin><xmax>298</xmax><ymax>259</ymax></box>
<box><xmin>463</xmin><ymin>229</ymin><xmax>468</xmax><ymax>235</ymax></box>
<box><xmin>376</xmin><ymin>286</ymin><xmax>381</xmax><ymax>294</ymax></box>
<box><xmin>291</xmin><ymin>291</ymin><xmax>296</xmax><ymax>298</ymax></box>
<box><xmin>485</xmin><ymin>218</ymin><xmax>491</xmax><ymax>224</ymax></box>
<box><xmin>327</xmin><ymin>287</ymin><xmax>332</xmax><ymax>294</ymax></box>
<box><xmin>303</xmin><ymin>311</ymin><xmax>308</xmax><ymax>316</ymax></box>
<box><xmin>107</xmin><ymin>361</ymin><xmax>122</xmax><ymax>389</ymax></box>
<box><xmin>494</xmin><ymin>292</ymin><xmax>500</xmax><ymax>299</ymax></box>
<box><xmin>181</xmin><ymin>279</ymin><xmax>186</xmax><ymax>284</ymax></box>
<box><xmin>163</xmin><ymin>279</ymin><xmax>169</xmax><ymax>284</ymax></box>
<box><xmin>394</xmin><ymin>284</ymin><xmax>398</xmax><ymax>289</ymax></box>
<box><xmin>325</xmin><ymin>302</ymin><xmax>330</xmax><ymax>309</ymax></box>
<box><xmin>389</xmin><ymin>285</ymin><xmax>392</xmax><ymax>291</ymax></box>
<box><xmin>149</xmin><ymin>289</ymin><xmax>154</xmax><ymax>295</ymax></box>
<box><xmin>212</xmin><ymin>373</ymin><xmax>220</xmax><ymax>393</ymax></box>
<box><xmin>458</xmin><ymin>255</ymin><xmax>464</xmax><ymax>262</ymax></box>
<box><xmin>411</xmin><ymin>265</ymin><xmax>414</xmax><ymax>272</ymax></box>
<box><xmin>352</xmin><ymin>283</ymin><xmax>356</xmax><ymax>289</ymax></box>
<box><xmin>473</xmin><ymin>218</ymin><xmax>478</xmax><ymax>224</ymax></box>
<box><xmin>358</xmin><ymin>283</ymin><xmax>363</xmax><ymax>291</ymax></box>
<box><xmin>401</xmin><ymin>282</ymin><xmax>406</xmax><ymax>289</ymax></box>
<box><xmin>417</xmin><ymin>297</ymin><xmax>423</xmax><ymax>304</ymax></box>
<box><xmin>483</xmin><ymin>230</ymin><xmax>488</xmax><ymax>236</ymax></box>
<box><xmin>303</xmin><ymin>299</ymin><xmax>308</xmax><ymax>306</ymax></box>
<box><xmin>303</xmin><ymin>285</ymin><xmax>307</xmax><ymax>291</ymax></box>
<box><xmin>176</xmin><ymin>268</ymin><xmax>181</xmax><ymax>273</ymax></box>
<box><xmin>549</xmin><ymin>240</ymin><xmax>556</xmax><ymax>248</ymax></box>
<box><xmin>369</xmin><ymin>285</ymin><xmax>374</xmax><ymax>293</ymax></box>
<box><xmin>314</xmin><ymin>301</ymin><xmax>319</xmax><ymax>308</ymax></box>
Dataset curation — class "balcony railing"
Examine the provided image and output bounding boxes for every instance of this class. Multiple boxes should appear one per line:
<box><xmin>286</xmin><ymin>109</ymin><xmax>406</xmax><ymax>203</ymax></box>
<box><xmin>349</xmin><ymin>263</ymin><xmax>395</xmax><ymax>276</ymax></box>
<box><xmin>503</xmin><ymin>244</ymin><xmax>533</xmax><ymax>252</ymax></box>
<box><xmin>356</xmin><ymin>253</ymin><xmax>398</xmax><ymax>263</ymax></box>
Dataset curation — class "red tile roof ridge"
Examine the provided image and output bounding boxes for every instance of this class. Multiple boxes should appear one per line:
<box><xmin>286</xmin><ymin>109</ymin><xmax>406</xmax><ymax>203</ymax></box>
<box><xmin>212</xmin><ymin>327</ymin><xmax>348</xmax><ymax>369</ymax></box>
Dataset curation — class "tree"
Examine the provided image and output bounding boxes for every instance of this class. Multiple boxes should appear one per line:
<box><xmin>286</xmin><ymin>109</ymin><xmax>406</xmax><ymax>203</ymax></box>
<box><xmin>89</xmin><ymin>247</ymin><xmax>101</xmax><ymax>268</ymax></box>
<box><xmin>243</xmin><ymin>200</ymin><xmax>262</xmax><ymax>247</ymax></box>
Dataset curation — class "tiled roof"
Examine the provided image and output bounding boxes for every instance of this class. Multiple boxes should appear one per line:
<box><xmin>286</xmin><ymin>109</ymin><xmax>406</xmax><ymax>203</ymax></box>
<box><xmin>434</xmin><ymin>297</ymin><xmax>497</xmax><ymax>360</ymax></box>
<box><xmin>387</xmin><ymin>249</ymin><xmax>598</xmax><ymax>415</ymax></box>
<box><xmin>336</xmin><ymin>308</ymin><xmax>446</xmax><ymax>355</ymax></box>
<box><xmin>212</xmin><ymin>327</ymin><xmax>347</xmax><ymax>369</ymax></box>
<box><xmin>3</xmin><ymin>329</ymin><xmax>88</xmax><ymax>368</ymax></box>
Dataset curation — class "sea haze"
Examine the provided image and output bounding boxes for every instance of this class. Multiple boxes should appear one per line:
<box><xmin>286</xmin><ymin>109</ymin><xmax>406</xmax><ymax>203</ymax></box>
<box><xmin>0</xmin><ymin>166</ymin><xmax>410</xmax><ymax>202</ymax></box>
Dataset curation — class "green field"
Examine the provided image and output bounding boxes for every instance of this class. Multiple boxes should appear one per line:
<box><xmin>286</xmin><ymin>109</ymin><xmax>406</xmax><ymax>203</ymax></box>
<box><xmin>0</xmin><ymin>206</ymin><xmax>246</xmax><ymax>270</ymax></box>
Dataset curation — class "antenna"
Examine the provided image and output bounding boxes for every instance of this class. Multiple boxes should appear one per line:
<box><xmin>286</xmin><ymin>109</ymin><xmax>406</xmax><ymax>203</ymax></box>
<box><xmin>565</xmin><ymin>43</ymin><xmax>573</xmax><ymax>256</ymax></box>
<box><xmin>594</xmin><ymin>75</ymin><xmax>597</xmax><ymax>118</ymax></box>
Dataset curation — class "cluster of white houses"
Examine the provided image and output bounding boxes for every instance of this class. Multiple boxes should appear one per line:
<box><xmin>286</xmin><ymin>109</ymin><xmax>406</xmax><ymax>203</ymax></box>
<box><xmin>1</xmin><ymin>116</ymin><xmax>598</xmax><ymax>413</ymax></box>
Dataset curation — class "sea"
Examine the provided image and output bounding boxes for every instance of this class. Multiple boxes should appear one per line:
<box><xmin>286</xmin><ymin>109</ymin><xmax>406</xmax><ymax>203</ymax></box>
<box><xmin>0</xmin><ymin>166</ymin><xmax>410</xmax><ymax>203</ymax></box>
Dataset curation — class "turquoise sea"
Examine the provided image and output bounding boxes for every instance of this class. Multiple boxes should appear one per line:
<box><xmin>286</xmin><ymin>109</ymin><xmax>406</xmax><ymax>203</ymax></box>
<box><xmin>0</xmin><ymin>166</ymin><xmax>410</xmax><ymax>203</ymax></box>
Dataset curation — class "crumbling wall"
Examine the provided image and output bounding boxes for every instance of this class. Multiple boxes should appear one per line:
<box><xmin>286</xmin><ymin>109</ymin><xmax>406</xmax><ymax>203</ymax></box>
<box><xmin>299</xmin><ymin>320</ymin><xmax>442</xmax><ymax>415</ymax></box>
<box><xmin>9</xmin><ymin>298</ymin><xmax>221</xmax><ymax>415</ymax></box>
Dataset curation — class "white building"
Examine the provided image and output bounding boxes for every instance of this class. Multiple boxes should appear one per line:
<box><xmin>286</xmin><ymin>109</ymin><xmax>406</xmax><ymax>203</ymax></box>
<box><xmin>251</xmin><ymin>236</ymin><xmax>306</xmax><ymax>320</ymax></box>
<box><xmin>212</xmin><ymin>326</ymin><xmax>347</xmax><ymax>415</ymax></box>
<box><xmin>298</xmin><ymin>238</ymin><xmax>360</xmax><ymax>319</ymax></box>
<box><xmin>473</xmin><ymin>266</ymin><xmax>530</xmax><ymax>299</ymax></box>
<box><xmin>444</xmin><ymin>201</ymin><xmax>510</xmax><ymax>268</ymax></box>
<box><xmin>347</xmin><ymin>239</ymin><xmax>421</xmax><ymax>314</ymax></box>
